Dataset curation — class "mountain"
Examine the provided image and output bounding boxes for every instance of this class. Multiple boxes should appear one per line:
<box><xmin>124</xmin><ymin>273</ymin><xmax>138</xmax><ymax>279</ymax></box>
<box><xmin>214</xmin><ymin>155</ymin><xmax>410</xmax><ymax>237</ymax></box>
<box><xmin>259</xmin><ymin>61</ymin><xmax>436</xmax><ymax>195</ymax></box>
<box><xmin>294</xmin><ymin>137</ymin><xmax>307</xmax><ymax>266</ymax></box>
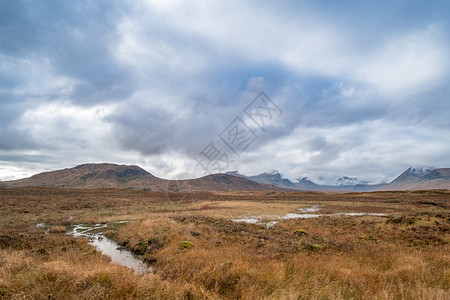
<box><xmin>1</xmin><ymin>163</ymin><xmax>166</xmax><ymax>190</ymax></box>
<box><xmin>0</xmin><ymin>163</ymin><xmax>286</xmax><ymax>192</ymax></box>
<box><xmin>240</xmin><ymin>170</ymin><xmax>296</xmax><ymax>189</ymax></box>
<box><xmin>228</xmin><ymin>167</ymin><xmax>450</xmax><ymax>191</ymax></box>
<box><xmin>174</xmin><ymin>173</ymin><xmax>281</xmax><ymax>192</ymax></box>
<box><xmin>337</xmin><ymin>176</ymin><xmax>363</xmax><ymax>186</ymax></box>
<box><xmin>383</xmin><ymin>167</ymin><xmax>431</xmax><ymax>190</ymax></box>
<box><xmin>295</xmin><ymin>177</ymin><xmax>321</xmax><ymax>190</ymax></box>
<box><xmin>227</xmin><ymin>171</ymin><xmax>383</xmax><ymax>191</ymax></box>
<box><xmin>383</xmin><ymin>167</ymin><xmax>450</xmax><ymax>190</ymax></box>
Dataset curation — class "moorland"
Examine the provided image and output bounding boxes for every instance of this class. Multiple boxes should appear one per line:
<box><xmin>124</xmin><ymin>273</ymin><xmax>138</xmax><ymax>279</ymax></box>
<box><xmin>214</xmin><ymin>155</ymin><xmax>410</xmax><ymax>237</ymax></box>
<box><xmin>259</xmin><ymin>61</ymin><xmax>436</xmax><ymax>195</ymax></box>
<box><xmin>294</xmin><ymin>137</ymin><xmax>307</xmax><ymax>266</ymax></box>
<box><xmin>0</xmin><ymin>187</ymin><xmax>449</xmax><ymax>299</ymax></box>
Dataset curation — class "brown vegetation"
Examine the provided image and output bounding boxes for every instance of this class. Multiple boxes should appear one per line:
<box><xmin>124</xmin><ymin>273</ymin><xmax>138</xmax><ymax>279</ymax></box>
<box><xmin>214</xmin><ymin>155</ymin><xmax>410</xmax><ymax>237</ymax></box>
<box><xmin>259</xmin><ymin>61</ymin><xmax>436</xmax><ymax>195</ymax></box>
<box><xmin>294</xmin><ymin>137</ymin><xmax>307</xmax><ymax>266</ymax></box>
<box><xmin>0</xmin><ymin>187</ymin><xmax>449</xmax><ymax>299</ymax></box>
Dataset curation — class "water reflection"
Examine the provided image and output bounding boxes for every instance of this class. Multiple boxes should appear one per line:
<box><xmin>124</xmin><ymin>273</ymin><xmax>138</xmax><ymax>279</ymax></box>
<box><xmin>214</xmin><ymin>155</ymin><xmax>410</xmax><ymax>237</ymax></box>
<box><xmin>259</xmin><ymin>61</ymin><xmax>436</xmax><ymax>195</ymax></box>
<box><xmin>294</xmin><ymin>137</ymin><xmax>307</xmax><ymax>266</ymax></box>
<box><xmin>68</xmin><ymin>223</ymin><xmax>152</xmax><ymax>275</ymax></box>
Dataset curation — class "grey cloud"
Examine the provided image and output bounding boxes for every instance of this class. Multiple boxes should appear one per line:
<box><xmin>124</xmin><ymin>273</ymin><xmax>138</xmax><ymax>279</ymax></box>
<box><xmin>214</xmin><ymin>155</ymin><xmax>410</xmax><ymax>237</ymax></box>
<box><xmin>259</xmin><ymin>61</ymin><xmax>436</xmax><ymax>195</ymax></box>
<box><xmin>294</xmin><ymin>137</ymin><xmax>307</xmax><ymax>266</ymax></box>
<box><xmin>0</xmin><ymin>100</ymin><xmax>37</xmax><ymax>150</ymax></box>
<box><xmin>0</xmin><ymin>129</ymin><xmax>35</xmax><ymax>151</ymax></box>
<box><xmin>107</xmin><ymin>108</ymin><xmax>175</xmax><ymax>155</ymax></box>
<box><xmin>106</xmin><ymin>96</ymin><xmax>244</xmax><ymax>157</ymax></box>
<box><xmin>306</xmin><ymin>136</ymin><xmax>343</xmax><ymax>165</ymax></box>
<box><xmin>0</xmin><ymin>0</ymin><xmax>135</xmax><ymax>150</ymax></box>
<box><xmin>0</xmin><ymin>153</ymin><xmax>52</xmax><ymax>164</ymax></box>
<box><xmin>0</xmin><ymin>1</ymin><xmax>38</xmax><ymax>56</ymax></box>
<box><xmin>1</xmin><ymin>0</ymin><xmax>134</xmax><ymax>105</ymax></box>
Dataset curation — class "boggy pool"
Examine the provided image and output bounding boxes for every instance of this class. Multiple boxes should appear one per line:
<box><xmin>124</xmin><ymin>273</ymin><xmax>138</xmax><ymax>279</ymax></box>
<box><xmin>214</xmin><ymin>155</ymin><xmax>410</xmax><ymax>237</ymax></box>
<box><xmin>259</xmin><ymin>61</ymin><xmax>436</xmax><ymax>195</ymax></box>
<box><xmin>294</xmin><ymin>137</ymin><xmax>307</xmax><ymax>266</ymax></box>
<box><xmin>68</xmin><ymin>222</ymin><xmax>152</xmax><ymax>275</ymax></box>
<box><xmin>232</xmin><ymin>205</ymin><xmax>387</xmax><ymax>225</ymax></box>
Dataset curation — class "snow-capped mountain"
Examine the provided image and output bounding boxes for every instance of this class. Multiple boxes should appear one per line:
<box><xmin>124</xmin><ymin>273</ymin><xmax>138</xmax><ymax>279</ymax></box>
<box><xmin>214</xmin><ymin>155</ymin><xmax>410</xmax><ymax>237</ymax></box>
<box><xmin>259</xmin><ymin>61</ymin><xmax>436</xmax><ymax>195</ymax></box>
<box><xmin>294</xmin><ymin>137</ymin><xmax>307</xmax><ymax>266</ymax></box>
<box><xmin>403</xmin><ymin>167</ymin><xmax>435</xmax><ymax>177</ymax></box>
<box><xmin>226</xmin><ymin>170</ymin><xmax>295</xmax><ymax>188</ymax></box>
<box><xmin>383</xmin><ymin>166</ymin><xmax>450</xmax><ymax>190</ymax></box>
<box><xmin>337</xmin><ymin>176</ymin><xmax>362</xmax><ymax>186</ymax></box>
<box><xmin>226</xmin><ymin>166</ymin><xmax>450</xmax><ymax>191</ymax></box>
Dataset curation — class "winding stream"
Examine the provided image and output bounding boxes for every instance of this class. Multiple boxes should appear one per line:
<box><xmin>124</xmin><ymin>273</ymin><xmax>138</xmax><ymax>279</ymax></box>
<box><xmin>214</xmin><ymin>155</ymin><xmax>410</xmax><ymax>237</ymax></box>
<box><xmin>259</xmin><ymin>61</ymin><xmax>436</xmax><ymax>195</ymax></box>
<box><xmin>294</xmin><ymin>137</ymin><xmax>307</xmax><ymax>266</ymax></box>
<box><xmin>68</xmin><ymin>223</ymin><xmax>152</xmax><ymax>275</ymax></box>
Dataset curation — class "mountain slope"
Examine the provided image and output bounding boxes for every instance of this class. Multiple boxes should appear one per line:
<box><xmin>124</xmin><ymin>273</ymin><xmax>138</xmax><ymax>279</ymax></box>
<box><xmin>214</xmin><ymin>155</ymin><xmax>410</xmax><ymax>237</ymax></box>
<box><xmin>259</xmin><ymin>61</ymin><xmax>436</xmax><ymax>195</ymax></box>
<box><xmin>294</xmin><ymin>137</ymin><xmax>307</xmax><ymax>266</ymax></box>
<box><xmin>176</xmin><ymin>174</ymin><xmax>283</xmax><ymax>192</ymax></box>
<box><xmin>383</xmin><ymin>167</ymin><xmax>432</xmax><ymax>190</ymax></box>
<box><xmin>254</xmin><ymin>170</ymin><xmax>297</xmax><ymax>188</ymax></box>
<box><xmin>295</xmin><ymin>177</ymin><xmax>322</xmax><ymax>190</ymax></box>
<box><xmin>235</xmin><ymin>170</ymin><xmax>296</xmax><ymax>188</ymax></box>
<box><xmin>383</xmin><ymin>167</ymin><xmax>450</xmax><ymax>190</ymax></box>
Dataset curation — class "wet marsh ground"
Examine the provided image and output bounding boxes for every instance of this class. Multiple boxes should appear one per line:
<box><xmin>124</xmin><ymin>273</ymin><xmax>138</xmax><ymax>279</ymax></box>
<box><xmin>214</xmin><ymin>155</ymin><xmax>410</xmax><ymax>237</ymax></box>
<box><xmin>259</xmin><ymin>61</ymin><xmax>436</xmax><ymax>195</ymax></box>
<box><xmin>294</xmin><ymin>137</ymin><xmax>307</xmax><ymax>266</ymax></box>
<box><xmin>0</xmin><ymin>187</ymin><xmax>449</xmax><ymax>299</ymax></box>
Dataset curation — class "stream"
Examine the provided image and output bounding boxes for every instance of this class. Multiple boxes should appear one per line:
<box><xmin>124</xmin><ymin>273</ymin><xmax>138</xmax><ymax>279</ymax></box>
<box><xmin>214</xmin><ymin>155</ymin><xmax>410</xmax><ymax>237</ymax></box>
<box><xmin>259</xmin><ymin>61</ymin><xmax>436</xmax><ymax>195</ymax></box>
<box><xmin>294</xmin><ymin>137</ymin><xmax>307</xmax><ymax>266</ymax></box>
<box><xmin>64</xmin><ymin>206</ymin><xmax>386</xmax><ymax>272</ymax></box>
<box><xmin>68</xmin><ymin>222</ymin><xmax>152</xmax><ymax>275</ymax></box>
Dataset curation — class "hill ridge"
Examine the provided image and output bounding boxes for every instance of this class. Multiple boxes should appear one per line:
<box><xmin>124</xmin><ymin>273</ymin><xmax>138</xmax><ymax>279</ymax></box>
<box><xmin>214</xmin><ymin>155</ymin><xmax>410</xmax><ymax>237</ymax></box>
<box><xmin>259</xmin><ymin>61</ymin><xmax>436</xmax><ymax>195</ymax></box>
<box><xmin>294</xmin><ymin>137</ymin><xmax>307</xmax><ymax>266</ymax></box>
<box><xmin>0</xmin><ymin>163</ymin><xmax>286</xmax><ymax>192</ymax></box>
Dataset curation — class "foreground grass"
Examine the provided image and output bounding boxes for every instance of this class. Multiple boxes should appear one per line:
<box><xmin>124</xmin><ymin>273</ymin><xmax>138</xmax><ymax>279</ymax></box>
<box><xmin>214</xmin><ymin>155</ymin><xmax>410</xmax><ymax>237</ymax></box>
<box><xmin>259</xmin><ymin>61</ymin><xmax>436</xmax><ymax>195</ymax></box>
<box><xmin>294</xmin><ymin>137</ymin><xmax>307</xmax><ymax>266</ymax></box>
<box><xmin>113</xmin><ymin>215</ymin><xmax>449</xmax><ymax>299</ymax></box>
<box><xmin>0</xmin><ymin>235</ymin><xmax>201</xmax><ymax>299</ymax></box>
<box><xmin>0</xmin><ymin>188</ymin><xmax>449</xmax><ymax>299</ymax></box>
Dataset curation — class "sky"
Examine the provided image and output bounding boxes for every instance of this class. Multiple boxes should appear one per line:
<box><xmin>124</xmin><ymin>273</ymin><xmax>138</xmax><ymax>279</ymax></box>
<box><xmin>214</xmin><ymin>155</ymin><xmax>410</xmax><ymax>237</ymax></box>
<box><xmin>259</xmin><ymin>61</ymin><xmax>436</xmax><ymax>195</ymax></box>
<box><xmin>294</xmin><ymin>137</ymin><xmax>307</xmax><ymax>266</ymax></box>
<box><xmin>1</xmin><ymin>0</ymin><xmax>450</xmax><ymax>185</ymax></box>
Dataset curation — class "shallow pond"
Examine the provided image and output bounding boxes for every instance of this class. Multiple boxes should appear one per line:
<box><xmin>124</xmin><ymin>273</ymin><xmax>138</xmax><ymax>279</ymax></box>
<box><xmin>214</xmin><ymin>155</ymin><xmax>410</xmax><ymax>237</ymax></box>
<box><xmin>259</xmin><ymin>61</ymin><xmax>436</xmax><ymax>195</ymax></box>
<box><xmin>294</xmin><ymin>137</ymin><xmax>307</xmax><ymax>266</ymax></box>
<box><xmin>232</xmin><ymin>205</ymin><xmax>387</xmax><ymax>224</ymax></box>
<box><xmin>68</xmin><ymin>223</ymin><xmax>152</xmax><ymax>275</ymax></box>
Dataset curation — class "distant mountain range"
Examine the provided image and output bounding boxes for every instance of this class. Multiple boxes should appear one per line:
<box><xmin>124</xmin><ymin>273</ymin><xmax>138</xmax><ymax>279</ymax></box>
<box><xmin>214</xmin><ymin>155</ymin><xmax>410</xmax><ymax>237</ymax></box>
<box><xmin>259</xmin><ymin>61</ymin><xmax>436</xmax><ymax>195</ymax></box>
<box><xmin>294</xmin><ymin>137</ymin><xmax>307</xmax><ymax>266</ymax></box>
<box><xmin>226</xmin><ymin>170</ymin><xmax>384</xmax><ymax>191</ymax></box>
<box><xmin>226</xmin><ymin>170</ymin><xmax>297</xmax><ymax>188</ymax></box>
<box><xmin>0</xmin><ymin>164</ymin><xmax>449</xmax><ymax>191</ymax></box>
<box><xmin>226</xmin><ymin>167</ymin><xmax>450</xmax><ymax>191</ymax></box>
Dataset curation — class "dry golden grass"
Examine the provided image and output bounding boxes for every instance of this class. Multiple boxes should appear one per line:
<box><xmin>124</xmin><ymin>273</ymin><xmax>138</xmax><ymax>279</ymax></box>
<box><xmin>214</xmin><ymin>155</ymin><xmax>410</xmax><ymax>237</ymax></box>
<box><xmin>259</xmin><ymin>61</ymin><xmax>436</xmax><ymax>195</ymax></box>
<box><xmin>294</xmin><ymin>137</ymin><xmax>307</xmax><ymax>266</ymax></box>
<box><xmin>49</xmin><ymin>226</ymin><xmax>67</xmax><ymax>234</ymax></box>
<box><xmin>0</xmin><ymin>239</ymin><xmax>204</xmax><ymax>299</ymax></box>
<box><xmin>112</xmin><ymin>214</ymin><xmax>450</xmax><ymax>299</ymax></box>
<box><xmin>0</xmin><ymin>187</ymin><xmax>449</xmax><ymax>299</ymax></box>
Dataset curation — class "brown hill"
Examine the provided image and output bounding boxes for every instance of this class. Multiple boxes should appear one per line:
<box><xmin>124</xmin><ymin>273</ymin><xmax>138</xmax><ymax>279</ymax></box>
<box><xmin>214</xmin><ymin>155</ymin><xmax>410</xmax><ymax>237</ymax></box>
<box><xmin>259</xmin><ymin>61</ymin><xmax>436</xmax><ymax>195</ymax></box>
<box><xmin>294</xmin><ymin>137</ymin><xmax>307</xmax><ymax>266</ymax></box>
<box><xmin>0</xmin><ymin>163</ymin><xmax>284</xmax><ymax>192</ymax></box>
<box><xmin>1</xmin><ymin>163</ymin><xmax>166</xmax><ymax>190</ymax></box>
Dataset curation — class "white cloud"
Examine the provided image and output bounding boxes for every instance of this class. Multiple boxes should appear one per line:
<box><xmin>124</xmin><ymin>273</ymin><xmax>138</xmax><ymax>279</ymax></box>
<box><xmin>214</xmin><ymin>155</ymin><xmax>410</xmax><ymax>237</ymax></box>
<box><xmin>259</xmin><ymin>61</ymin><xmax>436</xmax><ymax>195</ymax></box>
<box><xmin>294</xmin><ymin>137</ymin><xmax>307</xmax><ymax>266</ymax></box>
<box><xmin>113</xmin><ymin>18</ymin><xmax>209</xmax><ymax>80</ymax></box>
<box><xmin>234</xmin><ymin>119</ymin><xmax>450</xmax><ymax>184</ymax></box>
<box><xmin>17</xmin><ymin>102</ymin><xmax>114</xmax><ymax>149</ymax></box>
<box><xmin>135</xmin><ymin>0</ymin><xmax>449</xmax><ymax>99</ymax></box>
<box><xmin>0</xmin><ymin>53</ymin><xmax>77</xmax><ymax>98</ymax></box>
<box><xmin>354</xmin><ymin>25</ymin><xmax>449</xmax><ymax>97</ymax></box>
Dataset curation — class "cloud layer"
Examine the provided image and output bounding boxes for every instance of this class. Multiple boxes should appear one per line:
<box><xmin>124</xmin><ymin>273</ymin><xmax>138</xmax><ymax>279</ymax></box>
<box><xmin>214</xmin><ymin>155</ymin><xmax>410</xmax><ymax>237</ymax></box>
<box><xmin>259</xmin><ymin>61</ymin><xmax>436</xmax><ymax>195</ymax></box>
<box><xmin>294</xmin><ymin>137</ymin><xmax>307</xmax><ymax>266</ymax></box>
<box><xmin>1</xmin><ymin>0</ymin><xmax>450</xmax><ymax>184</ymax></box>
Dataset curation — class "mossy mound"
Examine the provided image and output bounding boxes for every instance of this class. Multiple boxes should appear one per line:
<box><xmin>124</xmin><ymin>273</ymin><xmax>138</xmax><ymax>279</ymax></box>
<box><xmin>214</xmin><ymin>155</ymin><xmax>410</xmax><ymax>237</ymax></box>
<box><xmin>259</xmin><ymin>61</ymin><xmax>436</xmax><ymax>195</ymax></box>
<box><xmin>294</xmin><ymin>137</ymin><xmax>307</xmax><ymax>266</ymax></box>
<box><xmin>179</xmin><ymin>241</ymin><xmax>193</xmax><ymax>250</ymax></box>
<box><xmin>304</xmin><ymin>243</ymin><xmax>327</xmax><ymax>251</ymax></box>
